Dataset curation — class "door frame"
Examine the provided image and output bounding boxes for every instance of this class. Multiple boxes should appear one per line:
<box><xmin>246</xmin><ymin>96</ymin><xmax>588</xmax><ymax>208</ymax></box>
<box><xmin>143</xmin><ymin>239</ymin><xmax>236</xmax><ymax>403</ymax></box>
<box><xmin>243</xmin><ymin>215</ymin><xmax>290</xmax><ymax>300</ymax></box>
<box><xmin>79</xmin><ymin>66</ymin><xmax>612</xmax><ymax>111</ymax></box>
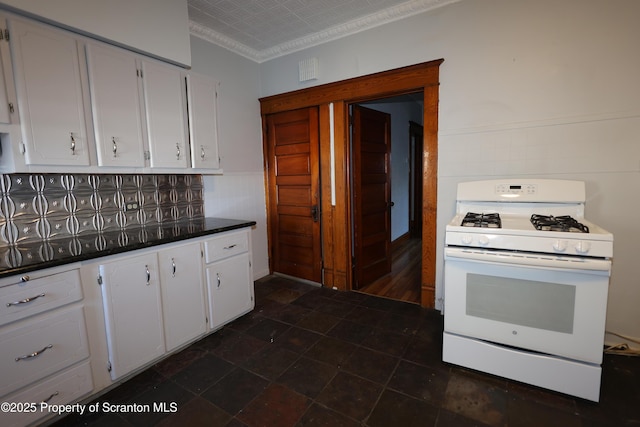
<box><xmin>260</xmin><ymin>60</ymin><xmax>442</xmax><ymax>308</ymax></box>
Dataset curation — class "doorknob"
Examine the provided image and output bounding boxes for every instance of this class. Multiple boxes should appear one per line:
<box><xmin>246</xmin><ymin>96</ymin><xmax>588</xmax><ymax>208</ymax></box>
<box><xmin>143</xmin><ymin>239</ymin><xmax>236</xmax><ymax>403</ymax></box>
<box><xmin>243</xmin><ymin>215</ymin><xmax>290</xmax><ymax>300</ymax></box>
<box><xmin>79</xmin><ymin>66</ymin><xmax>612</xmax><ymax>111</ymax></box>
<box><xmin>311</xmin><ymin>205</ymin><xmax>319</xmax><ymax>222</ymax></box>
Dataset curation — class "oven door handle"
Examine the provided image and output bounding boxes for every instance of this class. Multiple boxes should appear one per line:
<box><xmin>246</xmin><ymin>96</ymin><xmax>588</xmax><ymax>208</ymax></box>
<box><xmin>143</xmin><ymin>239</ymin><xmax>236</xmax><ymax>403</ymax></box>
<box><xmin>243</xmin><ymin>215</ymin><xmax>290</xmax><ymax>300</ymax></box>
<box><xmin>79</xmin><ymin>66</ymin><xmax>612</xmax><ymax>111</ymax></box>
<box><xmin>445</xmin><ymin>247</ymin><xmax>611</xmax><ymax>274</ymax></box>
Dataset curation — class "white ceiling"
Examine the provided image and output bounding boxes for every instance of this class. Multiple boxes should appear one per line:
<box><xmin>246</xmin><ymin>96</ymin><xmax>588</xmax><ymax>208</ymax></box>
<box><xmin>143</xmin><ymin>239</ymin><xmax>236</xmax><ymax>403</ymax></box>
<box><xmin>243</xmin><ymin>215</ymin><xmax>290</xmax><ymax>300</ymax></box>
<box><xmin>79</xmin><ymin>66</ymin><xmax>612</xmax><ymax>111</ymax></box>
<box><xmin>187</xmin><ymin>0</ymin><xmax>459</xmax><ymax>62</ymax></box>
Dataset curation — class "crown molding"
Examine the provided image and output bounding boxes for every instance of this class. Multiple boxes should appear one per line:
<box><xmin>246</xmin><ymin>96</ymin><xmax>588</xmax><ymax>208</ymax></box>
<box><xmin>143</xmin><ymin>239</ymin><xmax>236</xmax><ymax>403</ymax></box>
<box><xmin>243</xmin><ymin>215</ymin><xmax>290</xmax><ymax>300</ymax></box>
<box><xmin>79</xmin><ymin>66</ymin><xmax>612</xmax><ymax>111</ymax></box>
<box><xmin>190</xmin><ymin>0</ymin><xmax>461</xmax><ymax>63</ymax></box>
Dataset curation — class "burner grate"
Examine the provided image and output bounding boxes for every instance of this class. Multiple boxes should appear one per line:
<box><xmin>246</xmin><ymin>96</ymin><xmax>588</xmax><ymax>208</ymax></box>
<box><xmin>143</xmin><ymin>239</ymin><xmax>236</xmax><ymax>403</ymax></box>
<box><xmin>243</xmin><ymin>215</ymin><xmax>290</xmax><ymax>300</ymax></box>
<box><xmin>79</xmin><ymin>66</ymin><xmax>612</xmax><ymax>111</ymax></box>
<box><xmin>461</xmin><ymin>212</ymin><xmax>501</xmax><ymax>228</ymax></box>
<box><xmin>530</xmin><ymin>214</ymin><xmax>589</xmax><ymax>233</ymax></box>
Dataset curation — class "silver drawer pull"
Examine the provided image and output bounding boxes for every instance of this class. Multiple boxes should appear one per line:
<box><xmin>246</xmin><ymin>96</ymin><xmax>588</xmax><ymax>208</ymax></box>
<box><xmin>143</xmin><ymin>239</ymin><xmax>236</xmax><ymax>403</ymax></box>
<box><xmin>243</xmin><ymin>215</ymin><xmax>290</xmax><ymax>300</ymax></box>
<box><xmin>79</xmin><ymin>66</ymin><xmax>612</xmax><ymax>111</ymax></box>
<box><xmin>145</xmin><ymin>265</ymin><xmax>151</xmax><ymax>286</ymax></box>
<box><xmin>15</xmin><ymin>344</ymin><xmax>53</xmax><ymax>362</ymax></box>
<box><xmin>216</xmin><ymin>272</ymin><xmax>221</xmax><ymax>288</ymax></box>
<box><xmin>200</xmin><ymin>145</ymin><xmax>205</xmax><ymax>160</ymax></box>
<box><xmin>70</xmin><ymin>132</ymin><xmax>76</xmax><ymax>155</ymax></box>
<box><xmin>6</xmin><ymin>293</ymin><xmax>46</xmax><ymax>307</ymax></box>
<box><xmin>112</xmin><ymin>137</ymin><xmax>118</xmax><ymax>158</ymax></box>
<box><xmin>223</xmin><ymin>244</ymin><xmax>237</xmax><ymax>250</ymax></box>
<box><xmin>41</xmin><ymin>391</ymin><xmax>59</xmax><ymax>404</ymax></box>
<box><xmin>176</xmin><ymin>143</ymin><xmax>181</xmax><ymax>160</ymax></box>
<box><xmin>171</xmin><ymin>258</ymin><xmax>176</xmax><ymax>277</ymax></box>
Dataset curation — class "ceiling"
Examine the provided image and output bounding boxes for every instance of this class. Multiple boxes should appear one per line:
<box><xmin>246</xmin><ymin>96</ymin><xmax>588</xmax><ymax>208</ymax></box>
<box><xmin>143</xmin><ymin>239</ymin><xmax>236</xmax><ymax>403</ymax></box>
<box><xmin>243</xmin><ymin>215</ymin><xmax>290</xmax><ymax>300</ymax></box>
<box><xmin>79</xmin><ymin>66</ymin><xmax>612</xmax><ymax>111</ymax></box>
<box><xmin>187</xmin><ymin>0</ymin><xmax>459</xmax><ymax>63</ymax></box>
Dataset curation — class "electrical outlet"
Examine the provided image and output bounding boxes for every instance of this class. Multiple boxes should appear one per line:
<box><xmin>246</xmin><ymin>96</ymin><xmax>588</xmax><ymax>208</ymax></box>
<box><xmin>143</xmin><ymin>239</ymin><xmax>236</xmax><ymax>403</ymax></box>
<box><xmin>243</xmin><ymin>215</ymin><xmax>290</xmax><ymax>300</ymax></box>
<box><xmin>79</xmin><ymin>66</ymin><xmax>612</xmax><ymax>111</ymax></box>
<box><xmin>125</xmin><ymin>202</ymin><xmax>140</xmax><ymax>212</ymax></box>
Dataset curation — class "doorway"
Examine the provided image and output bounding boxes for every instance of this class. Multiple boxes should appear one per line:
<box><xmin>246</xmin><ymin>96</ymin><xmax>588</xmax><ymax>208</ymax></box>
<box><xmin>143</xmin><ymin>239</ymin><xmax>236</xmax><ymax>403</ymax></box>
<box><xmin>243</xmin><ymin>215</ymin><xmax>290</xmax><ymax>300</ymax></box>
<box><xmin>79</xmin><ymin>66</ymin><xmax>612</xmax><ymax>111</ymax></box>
<box><xmin>260</xmin><ymin>60</ymin><xmax>442</xmax><ymax>308</ymax></box>
<box><xmin>351</xmin><ymin>95</ymin><xmax>423</xmax><ymax>303</ymax></box>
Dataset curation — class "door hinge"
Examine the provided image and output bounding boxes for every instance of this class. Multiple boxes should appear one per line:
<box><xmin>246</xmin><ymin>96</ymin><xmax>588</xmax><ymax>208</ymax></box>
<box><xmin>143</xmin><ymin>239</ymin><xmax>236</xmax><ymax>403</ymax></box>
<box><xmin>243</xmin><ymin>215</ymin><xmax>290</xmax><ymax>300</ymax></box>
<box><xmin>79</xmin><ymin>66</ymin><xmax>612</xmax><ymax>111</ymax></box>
<box><xmin>136</xmin><ymin>68</ymin><xmax>143</xmax><ymax>78</ymax></box>
<box><xmin>97</xmin><ymin>274</ymin><xmax>103</xmax><ymax>285</ymax></box>
<box><xmin>19</xmin><ymin>141</ymin><xmax>25</xmax><ymax>155</ymax></box>
<box><xmin>144</xmin><ymin>150</ymin><xmax>151</xmax><ymax>161</ymax></box>
<box><xmin>0</xmin><ymin>29</ymin><xmax>8</xmax><ymax>42</ymax></box>
<box><xmin>107</xmin><ymin>361</ymin><xmax>112</xmax><ymax>372</ymax></box>
<box><xmin>8</xmin><ymin>102</ymin><xmax>14</xmax><ymax>114</ymax></box>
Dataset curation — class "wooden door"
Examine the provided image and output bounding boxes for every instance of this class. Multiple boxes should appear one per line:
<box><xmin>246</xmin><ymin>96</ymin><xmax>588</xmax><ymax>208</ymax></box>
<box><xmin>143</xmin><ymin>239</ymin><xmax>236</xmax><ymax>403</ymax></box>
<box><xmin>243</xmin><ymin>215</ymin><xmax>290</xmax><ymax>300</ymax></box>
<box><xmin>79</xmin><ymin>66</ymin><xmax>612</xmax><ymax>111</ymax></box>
<box><xmin>352</xmin><ymin>105</ymin><xmax>392</xmax><ymax>289</ymax></box>
<box><xmin>265</xmin><ymin>107</ymin><xmax>322</xmax><ymax>283</ymax></box>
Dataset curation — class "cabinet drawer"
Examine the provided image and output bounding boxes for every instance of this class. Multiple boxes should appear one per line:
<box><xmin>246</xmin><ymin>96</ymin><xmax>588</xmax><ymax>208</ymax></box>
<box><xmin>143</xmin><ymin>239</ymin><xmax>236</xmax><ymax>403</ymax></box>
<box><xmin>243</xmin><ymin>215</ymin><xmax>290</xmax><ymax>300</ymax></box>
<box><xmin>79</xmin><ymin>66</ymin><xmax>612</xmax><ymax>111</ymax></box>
<box><xmin>203</xmin><ymin>231</ymin><xmax>249</xmax><ymax>263</ymax></box>
<box><xmin>0</xmin><ymin>361</ymin><xmax>93</xmax><ymax>427</ymax></box>
<box><xmin>0</xmin><ymin>305</ymin><xmax>89</xmax><ymax>397</ymax></box>
<box><xmin>0</xmin><ymin>269</ymin><xmax>82</xmax><ymax>327</ymax></box>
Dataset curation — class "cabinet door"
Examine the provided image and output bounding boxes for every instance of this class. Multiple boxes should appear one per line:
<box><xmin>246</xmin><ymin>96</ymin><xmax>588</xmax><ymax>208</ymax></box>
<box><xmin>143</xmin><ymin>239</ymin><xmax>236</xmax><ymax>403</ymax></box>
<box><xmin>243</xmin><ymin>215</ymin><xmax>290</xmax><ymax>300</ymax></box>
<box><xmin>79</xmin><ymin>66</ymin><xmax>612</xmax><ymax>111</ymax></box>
<box><xmin>99</xmin><ymin>253</ymin><xmax>164</xmax><ymax>380</ymax></box>
<box><xmin>85</xmin><ymin>43</ymin><xmax>145</xmax><ymax>167</ymax></box>
<box><xmin>9</xmin><ymin>18</ymin><xmax>90</xmax><ymax>166</ymax></box>
<box><xmin>142</xmin><ymin>60</ymin><xmax>189</xmax><ymax>168</ymax></box>
<box><xmin>206</xmin><ymin>253</ymin><xmax>254</xmax><ymax>331</ymax></box>
<box><xmin>158</xmin><ymin>242</ymin><xmax>206</xmax><ymax>351</ymax></box>
<box><xmin>187</xmin><ymin>72</ymin><xmax>220</xmax><ymax>170</ymax></box>
<box><xmin>0</xmin><ymin>16</ymin><xmax>17</xmax><ymax>125</ymax></box>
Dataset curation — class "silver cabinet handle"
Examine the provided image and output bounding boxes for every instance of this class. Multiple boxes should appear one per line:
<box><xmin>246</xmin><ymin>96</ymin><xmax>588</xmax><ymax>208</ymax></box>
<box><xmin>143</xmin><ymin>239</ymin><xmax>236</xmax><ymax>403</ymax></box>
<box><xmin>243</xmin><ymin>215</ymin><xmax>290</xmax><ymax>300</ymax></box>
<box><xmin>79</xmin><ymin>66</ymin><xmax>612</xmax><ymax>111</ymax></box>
<box><xmin>223</xmin><ymin>244</ymin><xmax>237</xmax><ymax>250</ymax></box>
<box><xmin>21</xmin><ymin>275</ymin><xmax>30</xmax><ymax>282</ymax></box>
<box><xmin>171</xmin><ymin>258</ymin><xmax>176</xmax><ymax>277</ymax></box>
<box><xmin>41</xmin><ymin>391</ymin><xmax>59</xmax><ymax>404</ymax></box>
<box><xmin>70</xmin><ymin>132</ymin><xmax>76</xmax><ymax>155</ymax></box>
<box><xmin>6</xmin><ymin>293</ymin><xmax>45</xmax><ymax>307</ymax></box>
<box><xmin>176</xmin><ymin>143</ymin><xmax>181</xmax><ymax>160</ymax></box>
<box><xmin>15</xmin><ymin>344</ymin><xmax>53</xmax><ymax>362</ymax></box>
<box><xmin>112</xmin><ymin>137</ymin><xmax>118</xmax><ymax>158</ymax></box>
<box><xmin>216</xmin><ymin>272</ymin><xmax>221</xmax><ymax>288</ymax></box>
<box><xmin>200</xmin><ymin>145</ymin><xmax>205</xmax><ymax>160</ymax></box>
<box><xmin>145</xmin><ymin>265</ymin><xmax>150</xmax><ymax>285</ymax></box>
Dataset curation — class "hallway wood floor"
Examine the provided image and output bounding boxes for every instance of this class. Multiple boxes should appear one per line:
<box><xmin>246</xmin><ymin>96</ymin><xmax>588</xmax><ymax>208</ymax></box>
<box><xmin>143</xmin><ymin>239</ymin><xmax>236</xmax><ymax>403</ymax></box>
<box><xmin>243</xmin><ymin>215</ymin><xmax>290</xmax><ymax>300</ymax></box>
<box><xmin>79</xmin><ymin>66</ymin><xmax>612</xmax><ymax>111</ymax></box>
<box><xmin>357</xmin><ymin>236</ymin><xmax>421</xmax><ymax>304</ymax></box>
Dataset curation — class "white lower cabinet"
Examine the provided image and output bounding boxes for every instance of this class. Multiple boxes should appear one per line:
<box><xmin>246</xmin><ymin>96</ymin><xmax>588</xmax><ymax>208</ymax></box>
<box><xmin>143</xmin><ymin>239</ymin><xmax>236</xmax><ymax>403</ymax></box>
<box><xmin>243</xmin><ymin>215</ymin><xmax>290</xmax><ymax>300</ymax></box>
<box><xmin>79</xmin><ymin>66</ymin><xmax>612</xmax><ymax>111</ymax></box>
<box><xmin>157</xmin><ymin>242</ymin><xmax>206</xmax><ymax>352</ymax></box>
<box><xmin>204</xmin><ymin>229</ymin><xmax>254</xmax><ymax>331</ymax></box>
<box><xmin>0</xmin><ymin>264</ymin><xmax>92</xmax><ymax>427</ymax></box>
<box><xmin>98</xmin><ymin>252</ymin><xmax>165</xmax><ymax>380</ymax></box>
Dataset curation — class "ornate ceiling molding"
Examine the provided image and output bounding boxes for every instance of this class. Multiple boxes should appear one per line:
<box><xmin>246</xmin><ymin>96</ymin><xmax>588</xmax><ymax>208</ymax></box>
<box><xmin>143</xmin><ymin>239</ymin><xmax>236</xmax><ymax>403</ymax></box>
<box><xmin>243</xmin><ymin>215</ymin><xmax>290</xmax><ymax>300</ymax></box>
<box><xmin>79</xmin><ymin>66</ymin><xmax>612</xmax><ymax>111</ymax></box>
<box><xmin>190</xmin><ymin>0</ymin><xmax>461</xmax><ymax>63</ymax></box>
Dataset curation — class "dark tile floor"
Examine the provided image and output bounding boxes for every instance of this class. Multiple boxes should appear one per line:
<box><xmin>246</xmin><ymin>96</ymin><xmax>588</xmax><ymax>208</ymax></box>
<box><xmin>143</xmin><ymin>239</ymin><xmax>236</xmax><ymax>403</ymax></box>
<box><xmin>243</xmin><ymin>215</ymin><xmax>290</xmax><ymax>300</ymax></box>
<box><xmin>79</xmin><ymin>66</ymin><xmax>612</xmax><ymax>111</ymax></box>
<box><xmin>52</xmin><ymin>275</ymin><xmax>640</xmax><ymax>427</ymax></box>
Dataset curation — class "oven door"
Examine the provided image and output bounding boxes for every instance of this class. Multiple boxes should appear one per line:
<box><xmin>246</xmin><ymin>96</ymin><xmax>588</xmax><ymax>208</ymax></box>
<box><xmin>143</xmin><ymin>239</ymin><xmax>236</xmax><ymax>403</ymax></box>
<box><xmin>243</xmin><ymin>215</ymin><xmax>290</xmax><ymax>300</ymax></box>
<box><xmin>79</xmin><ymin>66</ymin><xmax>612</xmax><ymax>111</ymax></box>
<box><xmin>444</xmin><ymin>247</ymin><xmax>610</xmax><ymax>364</ymax></box>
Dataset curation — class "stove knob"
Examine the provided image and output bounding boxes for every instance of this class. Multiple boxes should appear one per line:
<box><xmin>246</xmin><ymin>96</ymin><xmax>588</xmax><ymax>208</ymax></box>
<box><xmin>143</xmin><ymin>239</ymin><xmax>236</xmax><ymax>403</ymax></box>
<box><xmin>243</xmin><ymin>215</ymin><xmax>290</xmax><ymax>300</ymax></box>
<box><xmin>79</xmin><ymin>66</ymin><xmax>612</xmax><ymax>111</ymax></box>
<box><xmin>575</xmin><ymin>241</ymin><xmax>591</xmax><ymax>254</ymax></box>
<box><xmin>552</xmin><ymin>240</ymin><xmax>568</xmax><ymax>252</ymax></box>
<box><xmin>478</xmin><ymin>236</ymin><xmax>490</xmax><ymax>246</ymax></box>
<box><xmin>461</xmin><ymin>235</ymin><xmax>473</xmax><ymax>245</ymax></box>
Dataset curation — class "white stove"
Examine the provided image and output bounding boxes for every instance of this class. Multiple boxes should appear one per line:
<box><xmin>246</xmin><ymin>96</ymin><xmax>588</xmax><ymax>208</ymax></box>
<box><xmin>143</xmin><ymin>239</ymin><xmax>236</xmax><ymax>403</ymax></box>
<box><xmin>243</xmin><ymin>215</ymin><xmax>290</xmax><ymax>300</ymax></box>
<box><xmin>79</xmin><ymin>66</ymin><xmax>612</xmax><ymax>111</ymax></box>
<box><xmin>442</xmin><ymin>179</ymin><xmax>613</xmax><ymax>402</ymax></box>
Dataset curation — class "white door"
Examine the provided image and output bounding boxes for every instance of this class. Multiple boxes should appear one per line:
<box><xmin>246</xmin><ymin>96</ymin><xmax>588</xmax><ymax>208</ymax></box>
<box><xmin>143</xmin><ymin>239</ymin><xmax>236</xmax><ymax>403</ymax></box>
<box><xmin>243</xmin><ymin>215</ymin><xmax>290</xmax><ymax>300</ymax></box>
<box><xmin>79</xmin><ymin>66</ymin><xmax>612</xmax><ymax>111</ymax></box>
<box><xmin>99</xmin><ymin>253</ymin><xmax>164</xmax><ymax>380</ymax></box>
<box><xmin>206</xmin><ymin>253</ymin><xmax>253</xmax><ymax>331</ymax></box>
<box><xmin>85</xmin><ymin>42</ymin><xmax>145</xmax><ymax>167</ymax></box>
<box><xmin>157</xmin><ymin>242</ymin><xmax>206</xmax><ymax>351</ymax></box>
<box><xmin>142</xmin><ymin>60</ymin><xmax>189</xmax><ymax>168</ymax></box>
<box><xmin>9</xmin><ymin>18</ymin><xmax>90</xmax><ymax>166</ymax></box>
<box><xmin>0</xmin><ymin>15</ymin><xmax>17</xmax><ymax>125</ymax></box>
<box><xmin>187</xmin><ymin>72</ymin><xmax>220</xmax><ymax>170</ymax></box>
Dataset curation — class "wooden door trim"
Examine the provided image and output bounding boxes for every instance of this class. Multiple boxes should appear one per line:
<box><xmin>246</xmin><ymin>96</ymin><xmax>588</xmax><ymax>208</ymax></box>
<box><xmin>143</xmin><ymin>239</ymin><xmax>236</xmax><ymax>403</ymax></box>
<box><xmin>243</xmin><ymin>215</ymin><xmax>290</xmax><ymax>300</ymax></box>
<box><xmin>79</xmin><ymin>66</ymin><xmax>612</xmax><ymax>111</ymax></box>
<box><xmin>260</xmin><ymin>59</ymin><xmax>442</xmax><ymax>308</ymax></box>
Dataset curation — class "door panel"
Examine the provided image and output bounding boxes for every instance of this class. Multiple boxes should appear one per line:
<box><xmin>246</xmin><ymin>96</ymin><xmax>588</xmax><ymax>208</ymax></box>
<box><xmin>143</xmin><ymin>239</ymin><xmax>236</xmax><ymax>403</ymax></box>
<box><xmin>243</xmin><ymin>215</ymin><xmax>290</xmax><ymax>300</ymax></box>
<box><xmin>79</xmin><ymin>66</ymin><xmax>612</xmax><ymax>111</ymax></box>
<box><xmin>266</xmin><ymin>108</ymin><xmax>322</xmax><ymax>283</ymax></box>
<box><xmin>352</xmin><ymin>105</ymin><xmax>392</xmax><ymax>288</ymax></box>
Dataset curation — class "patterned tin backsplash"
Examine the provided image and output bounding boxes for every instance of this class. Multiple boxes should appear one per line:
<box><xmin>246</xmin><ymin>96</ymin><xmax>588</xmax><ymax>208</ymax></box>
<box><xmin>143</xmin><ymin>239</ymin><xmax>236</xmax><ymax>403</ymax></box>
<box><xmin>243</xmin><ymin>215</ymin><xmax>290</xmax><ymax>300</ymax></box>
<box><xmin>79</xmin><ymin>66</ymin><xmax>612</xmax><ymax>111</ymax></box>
<box><xmin>0</xmin><ymin>174</ymin><xmax>204</xmax><ymax>245</ymax></box>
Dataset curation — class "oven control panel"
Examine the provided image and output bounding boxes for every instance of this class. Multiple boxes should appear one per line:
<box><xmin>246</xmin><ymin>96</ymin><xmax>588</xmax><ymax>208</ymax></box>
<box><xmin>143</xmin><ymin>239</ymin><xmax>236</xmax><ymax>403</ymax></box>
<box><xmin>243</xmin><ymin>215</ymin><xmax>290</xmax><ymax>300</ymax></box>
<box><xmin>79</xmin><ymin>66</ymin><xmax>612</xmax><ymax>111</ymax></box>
<box><xmin>495</xmin><ymin>184</ymin><xmax>537</xmax><ymax>195</ymax></box>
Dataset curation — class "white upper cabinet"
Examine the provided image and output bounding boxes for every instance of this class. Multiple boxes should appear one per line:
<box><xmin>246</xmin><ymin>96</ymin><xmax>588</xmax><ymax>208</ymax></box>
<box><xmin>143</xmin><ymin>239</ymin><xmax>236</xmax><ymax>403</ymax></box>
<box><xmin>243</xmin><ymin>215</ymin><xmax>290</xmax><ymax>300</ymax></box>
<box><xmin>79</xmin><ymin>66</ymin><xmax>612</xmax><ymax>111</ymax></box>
<box><xmin>142</xmin><ymin>59</ymin><xmax>189</xmax><ymax>169</ymax></box>
<box><xmin>85</xmin><ymin>42</ymin><xmax>146</xmax><ymax>168</ymax></box>
<box><xmin>187</xmin><ymin>72</ymin><xmax>221</xmax><ymax>171</ymax></box>
<box><xmin>8</xmin><ymin>17</ymin><xmax>91</xmax><ymax>166</ymax></box>
<box><xmin>0</xmin><ymin>16</ymin><xmax>17</xmax><ymax>125</ymax></box>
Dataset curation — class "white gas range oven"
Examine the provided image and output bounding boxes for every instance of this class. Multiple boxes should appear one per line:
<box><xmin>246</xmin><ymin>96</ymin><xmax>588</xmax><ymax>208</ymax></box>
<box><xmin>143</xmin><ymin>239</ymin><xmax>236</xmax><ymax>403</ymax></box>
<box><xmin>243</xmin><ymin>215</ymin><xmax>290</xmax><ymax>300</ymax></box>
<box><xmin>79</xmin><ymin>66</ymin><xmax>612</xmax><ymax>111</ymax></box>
<box><xmin>442</xmin><ymin>179</ymin><xmax>613</xmax><ymax>402</ymax></box>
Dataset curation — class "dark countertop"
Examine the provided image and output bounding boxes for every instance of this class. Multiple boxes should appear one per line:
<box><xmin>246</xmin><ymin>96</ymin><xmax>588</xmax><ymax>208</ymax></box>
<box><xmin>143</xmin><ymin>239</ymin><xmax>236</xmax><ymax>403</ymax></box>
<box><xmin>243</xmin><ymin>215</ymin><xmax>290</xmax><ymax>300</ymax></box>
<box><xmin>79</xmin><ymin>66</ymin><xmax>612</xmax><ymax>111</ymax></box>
<box><xmin>0</xmin><ymin>217</ymin><xmax>256</xmax><ymax>279</ymax></box>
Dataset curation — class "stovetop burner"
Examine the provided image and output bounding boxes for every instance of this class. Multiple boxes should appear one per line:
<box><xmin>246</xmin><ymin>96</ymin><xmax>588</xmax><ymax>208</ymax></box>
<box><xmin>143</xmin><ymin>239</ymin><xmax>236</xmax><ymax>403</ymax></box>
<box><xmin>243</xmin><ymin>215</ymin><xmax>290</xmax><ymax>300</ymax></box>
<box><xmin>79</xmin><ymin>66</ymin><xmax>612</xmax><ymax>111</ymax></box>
<box><xmin>461</xmin><ymin>212</ymin><xmax>501</xmax><ymax>228</ymax></box>
<box><xmin>530</xmin><ymin>214</ymin><xmax>589</xmax><ymax>233</ymax></box>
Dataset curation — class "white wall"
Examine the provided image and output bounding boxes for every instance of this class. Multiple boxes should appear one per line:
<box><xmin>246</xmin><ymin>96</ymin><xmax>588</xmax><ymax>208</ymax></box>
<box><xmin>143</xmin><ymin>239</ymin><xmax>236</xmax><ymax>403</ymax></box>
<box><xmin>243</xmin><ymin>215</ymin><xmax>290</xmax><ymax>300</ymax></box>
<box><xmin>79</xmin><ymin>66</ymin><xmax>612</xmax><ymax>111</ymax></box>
<box><xmin>0</xmin><ymin>0</ymin><xmax>191</xmax><ymax>67</ymax></box>
<box><xmin>190</xmin><ymin>36</ymin><xmax>269</xmax><ymax>279</ymax></box>
<box><xmin>258</xmin><ymin>0</ymin><xmax>640</xmax><ymax>348</ymax></box>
